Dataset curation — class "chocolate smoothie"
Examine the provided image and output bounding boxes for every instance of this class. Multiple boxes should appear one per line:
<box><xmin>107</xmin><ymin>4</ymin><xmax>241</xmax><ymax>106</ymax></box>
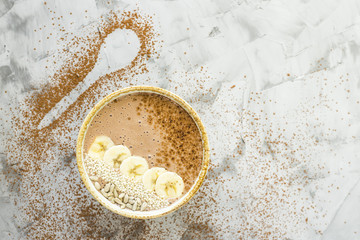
<box><xmin>84</xmin><ymin>92</ymin><xmax>203</xmax><ymax>194</ymax></box>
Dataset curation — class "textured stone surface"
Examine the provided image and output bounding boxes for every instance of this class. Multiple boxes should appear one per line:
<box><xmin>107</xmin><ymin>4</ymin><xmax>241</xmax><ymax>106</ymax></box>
<box><xmin>1</xmin><ymin>0</ymin><xmax>360</xmax><ymax>239</ymax></box>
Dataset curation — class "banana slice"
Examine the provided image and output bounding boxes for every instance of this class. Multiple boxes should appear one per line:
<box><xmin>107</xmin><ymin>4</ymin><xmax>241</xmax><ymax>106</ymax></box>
<box><xmin>103</xmin><ymin>145</ymin><xmax>131</xmax><ymax>168</ymax></box>
<box><xmin>155</xmin><ymin>172</ymin><xmax>184</xmax><ymax>199</ymax></box>
<box><xmin>88</xmin><ymin>136</ymin><xmax>114</xmax><ymax>160</ymax></box>
<box><xmin>142</xmin><ymin>167</ymin><xmax>167</xmax><ymax>191</ymax></box>
<box><xmin>120</xmin><ymin>156</ymin><xmax>149</xmax><ymax>179</ymax></box>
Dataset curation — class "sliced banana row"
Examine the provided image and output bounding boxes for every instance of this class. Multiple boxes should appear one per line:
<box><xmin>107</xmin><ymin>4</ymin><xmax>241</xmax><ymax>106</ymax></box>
<box><xmin>88</xmin><ymin>135</ymin><xmax>185</xmax><ymax>199</ymax></box>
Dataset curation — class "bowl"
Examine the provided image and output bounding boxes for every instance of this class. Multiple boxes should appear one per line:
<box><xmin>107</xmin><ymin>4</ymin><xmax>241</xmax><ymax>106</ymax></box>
<box><xmin>76</xmin><ymin>86</ymin><xmax>209</xmax><ymax>219</ymax></box>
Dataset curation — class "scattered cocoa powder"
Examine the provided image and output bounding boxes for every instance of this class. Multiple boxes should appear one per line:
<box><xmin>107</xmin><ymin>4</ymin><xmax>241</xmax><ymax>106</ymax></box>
<box><xmin>2</xmin><ymin>4</ymin><xmax>357</xmax><ymax>240</ymax></box>
<box><xmin>5</xmin><ymin>9</ymin><xmax>158</xmax><ymax>238</ymax></box>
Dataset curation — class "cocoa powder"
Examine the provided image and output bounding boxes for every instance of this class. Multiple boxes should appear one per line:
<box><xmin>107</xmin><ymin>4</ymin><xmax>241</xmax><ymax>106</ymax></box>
<box><xmin>5</xmin><ymin>9</ymin><xmax>157</xmax><ymax>238</ymax></box>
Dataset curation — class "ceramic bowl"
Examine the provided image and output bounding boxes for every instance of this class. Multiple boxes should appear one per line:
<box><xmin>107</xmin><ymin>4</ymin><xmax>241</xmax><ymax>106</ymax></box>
<box><xmin>76</xmin><ymin>86</ymin><xmax>209</xmax><ymax>219</ymax></box>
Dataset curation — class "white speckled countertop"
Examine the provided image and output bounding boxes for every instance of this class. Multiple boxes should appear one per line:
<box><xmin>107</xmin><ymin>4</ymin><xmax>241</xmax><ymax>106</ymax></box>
<box><xmin>0</xmin><ymin>0</ymin><xmax>359</xmax><ymax>239</ymax></box>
